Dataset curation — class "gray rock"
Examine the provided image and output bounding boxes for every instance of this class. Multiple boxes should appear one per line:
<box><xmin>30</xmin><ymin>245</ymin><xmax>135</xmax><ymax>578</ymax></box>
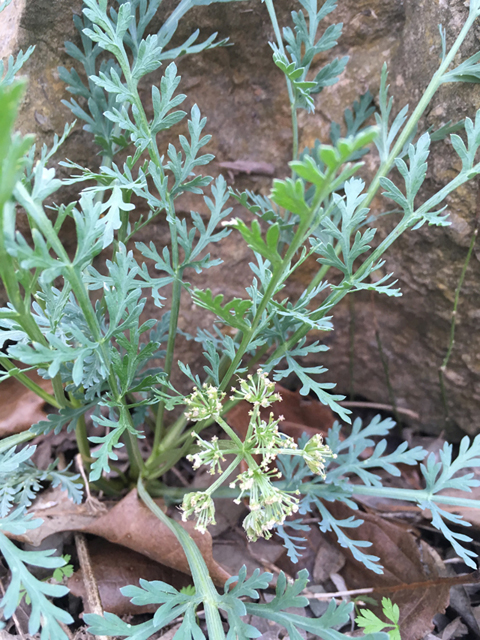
<box><xmin>1</xmin><ymin>0</ymin><xmax>479</xmax><ymax>436</ymax></box>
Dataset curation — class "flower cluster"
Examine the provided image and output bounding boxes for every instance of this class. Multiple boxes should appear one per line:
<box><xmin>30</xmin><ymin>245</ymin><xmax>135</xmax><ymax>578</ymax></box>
<box><xmin>249</xmin><ymin>413</ymin><xmax>295</xmax><ymax>463</ymax></box>
<box><xmin>186</xmin><ymin>434</ymin><xmax>225</xmax><ymax>475</ymax></box>
<box><xmin>182</xmin><ymin>373</ymin><xmax>335</xmax><ymax>539</ymax></box>
<box><xmin>302</xmin><ymin>433</ymin><xmax>335</xmax><ymax>477</ymax></box>
<box><xmin>230</xmin><ymin>467</ymin><xmax>300</xmax><ymax>541</ymax></box>
<box><xmin>181</xmin><ymin>492</ymin><xmax>216</xmax><ymax>534</ymax></box>
<box><xmin>230</xmin><ymin>369</ymin><xmax>282</xmax><ymax>408</ymax></box>
<box><xmin>184</xmin><ymin>384</ymin><xmax>225</xmax><ymax>422</ymax></box>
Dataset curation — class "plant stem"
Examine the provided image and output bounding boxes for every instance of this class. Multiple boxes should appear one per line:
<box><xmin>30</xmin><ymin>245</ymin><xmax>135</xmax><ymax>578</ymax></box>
<box><xmin>264</xmin><ymin>0</ymin><xmax>298</xmax><ymax>162</ymax></box>
<box><xmin>349</xmin><ymin>484</ymin><xmax>480</xmax><ymax>510</ymax></box>
<box><xmin>153</xmin><ymin>479</ymin><xmax>480</xmax><ymax>513</ymax></box>
<box><xmin>0</xmin><ymin>357</ymin><xmax>62</xmax><ymax>409</ymax></box>
<box><xmin>76</xmin><ymin>414</ymin><xmax>93</xmax><ymax>464</ymax></box>
<box><xmin>218</xmin><ymin>175</ymin><xmax>332</xmax><ymax>393</ymax></box>
<box><xmin>305</xmin><ymin>12</ymin><xmax>477</xmax><ymax>297</ymax></box>
<box><xmin>264</xmin><ymin>166</ymin><xmax>480</xmax><ymax>377</ymax></box>
<box><xmin>66</xmin><ymin>265</ymin><xmax>145</xmax><ymax>478</ymax></box>
<box><xmin>137</xmin><ymin>478</ymin><xmax>225</xmax><ymax>640</ymax></box>
<box><xmin>362</xmin><ymin>13</ymin><xmax>475</xmax><ymax>212</ymax></box>
<box><xmin>153</xmin><ymin>261</ymin><xmax>182</xmax><ymax>452</ymax></box>
<box><xmin>206</xmin><ymin>456</ymin><xmax>241</xmax><ymax>495</ymax></box>
<box><xmin>119</xmin><ymin>59</ymin><xmax>185</xmax><ymax>457</ymax></box>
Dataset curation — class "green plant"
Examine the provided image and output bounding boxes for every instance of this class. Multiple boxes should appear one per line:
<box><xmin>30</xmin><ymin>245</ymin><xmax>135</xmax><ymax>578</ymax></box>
<box><xmin>2</xmin><ymin>0</ymin><xmax>480</xmax><ymax>638</ymax></box>
<box><xmin>356</xmin><ymin>597</ymin><xmax>401</xmax><ymax>640</ymax></box>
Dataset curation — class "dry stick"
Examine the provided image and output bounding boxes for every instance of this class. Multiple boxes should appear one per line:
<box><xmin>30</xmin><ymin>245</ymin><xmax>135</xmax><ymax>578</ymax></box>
<box><xmin>75</xmin><ymin>454</ymin><xmax>107</xmax><ymax>515</ymax></box>
<box><xmin>303</xmin><ymin>570</ymin><xmax>480</xmax><ymax>600</ymax></box>
<box><xmin>338</xmin><ymin>401</ymin><xmax>420</xmax><ymax>421</ymax></box>
<box><xmin>74</xmin><ymin>533</ymin><xmax>108</xmax><ymax>640</ymax></box>
<box><xmin>73</xmin><ymin>456</ymin><xmax>109</xmax><ymax>640</ymax></box>
<box><xmin>439</xmin><ymin>183</ymin><xmax>480</xmax><ymax>424</ymax></box>
<box><xmin>0</xmin><ymin>578</ymin><xmax>26</xmax><ymax>639</ymax></box>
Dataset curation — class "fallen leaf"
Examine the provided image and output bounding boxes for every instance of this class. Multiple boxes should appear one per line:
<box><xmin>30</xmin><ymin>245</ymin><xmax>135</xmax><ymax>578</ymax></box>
<box><xmin>312</xmin><ymin>536</ymin><xmax>346</xmax><ymax>584</ymax></box>
<box><xmin>326</xmin><ymin>501</ymin><xmax>451</xmax><ymax>640</ymax></box>
<box><xmin>12</xmin><ymin>488</ymin><xmax>230</xmax><ymax>586</ymax></box>
<box><xmin>441</xmin><ymin>617</ymin><xmax>469</xmax><ymax>640</ymax></box>
<box><xmin>227</xmin><ymin>384</ymin><xmax>334</xmax><ymax>442</ymax></box>
<box><xmin>68</xmin><ymin>539</ymin><xmax>192</xmax><ymax>615</ymax></box>
<box><xmin>88</xmin><ymin>490</ymin><xmax>230</xmax><ymax>585</ymax></box>
<box><xmin>212</xmin><ymin>535</ymin><xmax>283</xmax><ymax>583</ymax></box>
<box><xmin>0</xmin><ymin>370</ymin><xmax>52</xmax><ymax>437</ymax></box>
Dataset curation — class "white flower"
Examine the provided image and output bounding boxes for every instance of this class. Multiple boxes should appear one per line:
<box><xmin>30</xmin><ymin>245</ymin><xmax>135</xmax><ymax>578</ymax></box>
<box><xmin>184</xmin><ymin>384</ymin><xmax>225</xmax><ymax>422</ymax></box>
<box><xmin>181</xmin><ymin>492</ymin><xmax>216</xmax><ymax>534</ymax></box>
<box><xmin>302</xmin><ymin>433</ymin><xmax>335</xmax><ymax>477</ymax></box>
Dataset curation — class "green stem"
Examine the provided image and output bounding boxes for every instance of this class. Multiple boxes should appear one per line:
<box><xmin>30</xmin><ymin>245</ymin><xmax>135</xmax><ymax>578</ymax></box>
<box><xmin>265</xmin><ymin>167</ymin><xmax>480</xmax><ymax>373</ymax></box>
<box><xmin>76</xmin><ymin>413</ymin><xmax>93</xmax><ymax>465</ymax></box>
<box><xmin>152</xmin><ymin>479</ymin><xmax>480</xmax><ymax>512</ymax></box>
<box><xmin>118</xmin><ymin>59</ymin><xmax>184</xmax><ymax>457</ymax></box>
<box><xmin>350</xmin><ymin>484</ymin><xmax>480</xmax><ymax>510</ymax></box>
<box><xmin>305</xmin><ymin>12</ymin><xmax>477</xmax><ymax>297</ymax></box>
<box><xmin>66</xmin><ymin>265</ymin><xmax>145</xmax><ymax>478</ymax></box>
<box><xmin>362</xmin><ymin>14</ymin><xmax>475</xmax><ymax>212</ymax></box>
<box><xmin>0</xmin><ymin>357</ymin><xmax>61</xmax><ymax>409</ymax></box>
<box><xmin>137</xmin><ymin>478</ymin><xmax>225</xmax><ymax>640</ymax></box>
<box><xmin>153</xmin><ymin>266</ymin><xmax>182</xmax><ymax>453</ymax></box>
<box><xmin>216</xmin><ymin>417</ymin><xmax>245</xmax><ymax>451</ymax></box>
<box><xmin>218</xmin><ymin>182</ymin><xmax>329</xmax><ymax>392</ymax></box>
<box><xmin>206</xmin><ymin>456</ymin><xmax>241</xmax><ymax>496</ymax></box>
<box><xmin>264</xmin><ymin>0</ymin><xmax>298</xmax><ymax>162</ymax></box>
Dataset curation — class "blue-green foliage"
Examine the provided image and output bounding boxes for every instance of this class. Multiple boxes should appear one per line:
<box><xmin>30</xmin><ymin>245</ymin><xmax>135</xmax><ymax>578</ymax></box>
<box><xmin>273</xmin><ymin>0</ymin><xmax>348</xmax><ymax>112</ymax></box>
<box><xmin>0</xmin><ymin>437</ymin><xmax>81</xmax><ymax>640</ymax></box>
<box><xmin>276</xmin><ymin>416</ymin><xmax>480</xmax><ymax>571</ymax></box>
<box><xmin>3</xmin><ymin>0</ymin><xmax>480</xmax><ymax>638</ymax></box>
<box><xmin>85</xmin><ymin>567</ymin><xmax>388</xmax><ymax>640</ymax></box>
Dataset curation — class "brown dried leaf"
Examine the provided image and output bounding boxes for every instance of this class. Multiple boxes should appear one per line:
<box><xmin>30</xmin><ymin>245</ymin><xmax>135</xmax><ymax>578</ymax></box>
<box><xmin>0</xmin><ymin>371</ymin><xmax>51</xmax><ymax>437</ymax></box>
<box><xmin>14</xmin><ymin>488</ymin><xmax>230</xmax><ymax>586</ymax></box>
<box><xmin>327</xmin><ymin>502</ymin><xmax>451</xmax><ymax>640</ymax></box>
<box><xmin>68</xmin><ymin>539</ymin><xmax>192</xmax><ymax>615</ymax></box>
<box><xmin>227</xmin><ymin>384</ymin><xmax>334</xmax><ymax>442</ymax></box>
<box><xmin>87</xmin><ymin>490</ymin><xmax>230</xmax><ymax>585</ymax></box>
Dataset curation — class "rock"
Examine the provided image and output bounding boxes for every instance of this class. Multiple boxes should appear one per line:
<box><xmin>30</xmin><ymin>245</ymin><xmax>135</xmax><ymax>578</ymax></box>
<box><xmin>1</xmin><ymin>0</ymin><xmax>479</xmax><ymax>436</ymax></box>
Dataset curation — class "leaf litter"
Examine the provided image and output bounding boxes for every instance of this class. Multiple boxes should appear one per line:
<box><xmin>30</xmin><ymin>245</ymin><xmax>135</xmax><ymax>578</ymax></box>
<box><xmin>3</xmin><ymin>381</ymin><xmax>480</xmax><ymax>638</ymax></box>
<box><xmin>0</xmin><ymin>371</ymin><xmax>51</xmax><ymax>437</ymax></box>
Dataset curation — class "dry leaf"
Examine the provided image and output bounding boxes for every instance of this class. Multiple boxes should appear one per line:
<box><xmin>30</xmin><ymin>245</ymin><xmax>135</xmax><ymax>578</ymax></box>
<box><xmin>87</xmin><ymin>490</ymin><xmax>230</xmax><ymax>585</ymax></box>
<box><xmin>68</xmin><ymin>539</ymin><xmax>192</xmax><ymax>615</ymax></box>
<box><xmin>13</xmin><ymin>488</ymin><xmax>230</xmax><ymax>586</ymax></box>
<box><xmin>227</xmin><ymin>384</ymin><xmax>334</xmax><ymax>442</ymax></box>
<box><xmin>312</xmin><ymin>537</ymin><xmax>346</xmax><ymax>584</ymax></box>
<box><xmin>0</xmin><ymin>371</ymin><xmax>52</xmax><ymax>437</ymax></box>
<box><xmin>327</xmin><ymin>502</ymin><xmax>450</xmax><ymax>640</ymax></box>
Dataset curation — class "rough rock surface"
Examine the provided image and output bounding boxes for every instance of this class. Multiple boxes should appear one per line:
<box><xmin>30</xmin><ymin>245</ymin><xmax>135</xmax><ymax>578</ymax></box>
<box><xmin>1</xmin><ymin>0</ymin><xmax>479</xmax><ymax>436</ymax></box>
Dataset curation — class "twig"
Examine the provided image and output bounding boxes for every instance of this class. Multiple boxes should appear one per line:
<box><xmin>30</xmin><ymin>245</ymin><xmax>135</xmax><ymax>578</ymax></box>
<box><xmin>338</xmin><ymin>401</ymin><xmax>420</xmax><ymax>421</ymax></box>
<box><xmin>74</xmin><ymin>533</ymin><xmax>109</xmax><ymax>640</ymax></box>
<box><xmin>75</xmin><ymin>454</ymin><xmax>107</xmax><ymax>515</ymax></box>
<box><xmin>0</xmin><ymin>578</ymin><xmax>25</xmax><ymax>639</ymax></box>
<box><xmin>302</xmin><ymin>570</ymin><xmax>480</xmax><ymax>600</ymax></box>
